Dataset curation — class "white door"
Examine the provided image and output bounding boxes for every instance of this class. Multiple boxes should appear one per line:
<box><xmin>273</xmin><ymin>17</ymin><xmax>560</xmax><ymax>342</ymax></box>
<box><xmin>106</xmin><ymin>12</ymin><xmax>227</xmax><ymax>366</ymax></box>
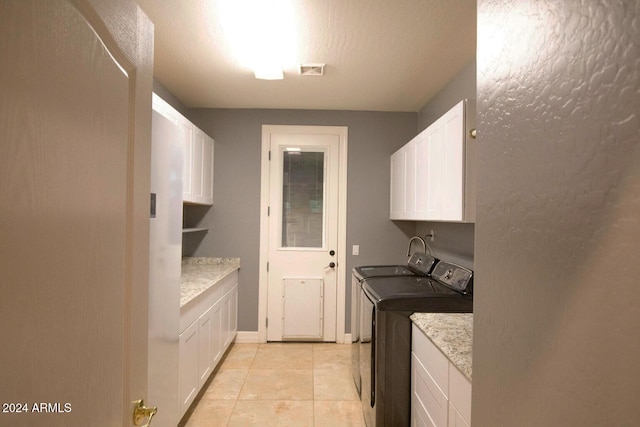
<box><xmin>262</xmin><ymin>126</ymin><xmax>347</xmax><ymax>342</ymax></box>
<box><xmin>0</xmin><ymin>1</ymin><xmax>153</xmax><ymax>426</ymax></box>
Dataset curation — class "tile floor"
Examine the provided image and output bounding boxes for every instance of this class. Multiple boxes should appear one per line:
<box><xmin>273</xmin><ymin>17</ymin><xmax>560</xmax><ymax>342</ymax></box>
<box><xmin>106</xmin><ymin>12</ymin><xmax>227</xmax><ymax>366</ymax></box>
<box><xmin>178</xmin><ymin>342</ymin><xmax>366</xmax><ymax>427</ymax></box>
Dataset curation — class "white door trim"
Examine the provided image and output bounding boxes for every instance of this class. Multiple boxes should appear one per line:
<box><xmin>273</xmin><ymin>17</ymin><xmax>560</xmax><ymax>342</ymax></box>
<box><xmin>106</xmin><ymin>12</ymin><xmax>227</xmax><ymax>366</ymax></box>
<box><xmin>258</xmin><ymin>125</ymin><xmax>348</xmax><ymax>343</ymax></box>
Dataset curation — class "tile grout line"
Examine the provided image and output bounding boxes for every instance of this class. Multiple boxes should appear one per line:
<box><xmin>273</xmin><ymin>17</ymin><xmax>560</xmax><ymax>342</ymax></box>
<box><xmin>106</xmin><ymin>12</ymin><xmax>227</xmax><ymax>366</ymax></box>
<box><xmin>226</xmin><ymin>342</ymin><xmax>259</xmax><ymax>425</ymax></box>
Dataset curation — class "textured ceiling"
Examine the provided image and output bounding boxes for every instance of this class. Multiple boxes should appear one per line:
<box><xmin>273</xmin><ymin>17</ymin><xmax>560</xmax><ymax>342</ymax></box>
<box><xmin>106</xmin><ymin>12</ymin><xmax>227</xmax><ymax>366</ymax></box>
<box><xmin>136</xmin><ymin>0</ymin><xmax>476</xmax><ymax>112</ymax></box>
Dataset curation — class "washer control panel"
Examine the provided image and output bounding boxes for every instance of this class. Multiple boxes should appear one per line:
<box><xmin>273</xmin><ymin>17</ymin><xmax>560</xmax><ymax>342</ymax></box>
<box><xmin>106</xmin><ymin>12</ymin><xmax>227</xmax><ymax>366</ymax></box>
<box><xmin>431</xmin><ymin>261</ymin><xmax>473</xmax><ymax>294</ymax></box>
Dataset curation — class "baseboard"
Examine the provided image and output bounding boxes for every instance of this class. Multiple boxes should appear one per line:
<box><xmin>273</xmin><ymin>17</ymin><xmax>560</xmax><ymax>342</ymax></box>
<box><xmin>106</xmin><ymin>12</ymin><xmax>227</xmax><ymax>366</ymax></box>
<box><xmin>234</xmin><ymin>331</ymin><xmax>352</xmax><ymax>344</ymax></box>
<box><xmin>234</xmin><ymin>330</ymin><xmax>259</xmax><ymax>343</ymax></box>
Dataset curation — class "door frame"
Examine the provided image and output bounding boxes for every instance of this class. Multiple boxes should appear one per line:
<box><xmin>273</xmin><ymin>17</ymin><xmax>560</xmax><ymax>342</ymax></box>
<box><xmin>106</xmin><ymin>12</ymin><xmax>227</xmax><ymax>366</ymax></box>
<box><xmin>258</xmin><ymin>125</ymin><xmax>348</xmax><ymax>343</ymax></box>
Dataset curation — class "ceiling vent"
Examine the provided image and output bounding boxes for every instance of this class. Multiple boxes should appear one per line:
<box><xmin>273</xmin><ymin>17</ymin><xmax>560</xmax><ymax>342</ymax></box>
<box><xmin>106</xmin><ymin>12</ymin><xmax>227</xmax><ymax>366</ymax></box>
<box><xmin>299</xmin><ymin>63</ymin><xmax>325</xmax><ymax>76</ymax></box>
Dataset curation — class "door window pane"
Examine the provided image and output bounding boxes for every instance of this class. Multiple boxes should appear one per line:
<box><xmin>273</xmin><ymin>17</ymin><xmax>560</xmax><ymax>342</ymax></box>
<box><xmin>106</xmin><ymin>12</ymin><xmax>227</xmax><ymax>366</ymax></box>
<box><xmin>281</xmin><ymin>150</ymin><xmax>325</xmax><ymax>248</ymax></box>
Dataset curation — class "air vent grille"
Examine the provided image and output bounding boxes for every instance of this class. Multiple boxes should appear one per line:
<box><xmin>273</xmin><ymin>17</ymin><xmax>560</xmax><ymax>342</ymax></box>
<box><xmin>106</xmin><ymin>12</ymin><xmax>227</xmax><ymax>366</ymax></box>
<box><xmin>299</xmin><ymin>64</ymin><xmax>325</xmax><ymax>76</ymax></box>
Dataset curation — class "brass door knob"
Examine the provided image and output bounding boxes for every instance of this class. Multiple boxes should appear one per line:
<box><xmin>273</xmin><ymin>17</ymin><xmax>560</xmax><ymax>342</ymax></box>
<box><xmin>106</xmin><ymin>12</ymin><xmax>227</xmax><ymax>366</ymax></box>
<box><xmin>133</xmin><ymin>399</ymin><xmax>157</xmax><ymax>427</ymax></box>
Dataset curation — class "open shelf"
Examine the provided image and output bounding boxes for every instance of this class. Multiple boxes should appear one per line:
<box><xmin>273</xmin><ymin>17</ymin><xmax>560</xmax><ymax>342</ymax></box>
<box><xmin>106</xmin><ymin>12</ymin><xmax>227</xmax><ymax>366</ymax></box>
<box><xmin>182</xmin><ymin>228</ymin><xmax>209</xmax><ymax>234</ymax></box>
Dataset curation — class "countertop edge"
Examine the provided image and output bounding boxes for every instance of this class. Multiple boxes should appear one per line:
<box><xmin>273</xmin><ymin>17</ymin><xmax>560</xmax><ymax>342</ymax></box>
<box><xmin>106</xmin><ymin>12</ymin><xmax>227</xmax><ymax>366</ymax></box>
<box><xmin>180</xmin><ymin>257</ymin><xmax>241</xmax><ymax>308</ymax></box>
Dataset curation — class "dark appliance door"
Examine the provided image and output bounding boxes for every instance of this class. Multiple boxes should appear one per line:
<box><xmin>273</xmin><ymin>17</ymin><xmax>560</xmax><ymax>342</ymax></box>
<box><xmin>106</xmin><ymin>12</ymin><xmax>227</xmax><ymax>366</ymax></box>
<box><xmin>359</xmin><ymin>285</ymin><xmax>375</xmax><ymax>426</ymax></box>
<box><xmin>351</xmin><ymin>272</ymin><xmax>361</xmax><ymax>394</ymax></box>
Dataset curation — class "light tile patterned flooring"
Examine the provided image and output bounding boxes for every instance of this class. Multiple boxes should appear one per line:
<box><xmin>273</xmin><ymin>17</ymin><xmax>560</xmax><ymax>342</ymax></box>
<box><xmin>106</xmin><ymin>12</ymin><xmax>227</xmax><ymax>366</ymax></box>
<box><xmin>178</xmin><ymin>342</ymin><xmax>366</xmax><ymax>427</ymax></box>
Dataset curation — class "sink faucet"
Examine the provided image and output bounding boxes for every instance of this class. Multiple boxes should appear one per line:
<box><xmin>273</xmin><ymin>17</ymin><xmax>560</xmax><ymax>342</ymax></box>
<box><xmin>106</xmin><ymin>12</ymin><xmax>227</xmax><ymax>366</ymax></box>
<box><xmin>407</xmin><ymin>236</ymin><xmax>427</xmax><ymax>257</ymax></box>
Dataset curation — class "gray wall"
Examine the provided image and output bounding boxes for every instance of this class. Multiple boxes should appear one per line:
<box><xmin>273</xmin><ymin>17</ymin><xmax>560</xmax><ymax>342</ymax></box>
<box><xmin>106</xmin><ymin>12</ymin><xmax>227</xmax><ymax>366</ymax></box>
<box><xmin>474</xmin><ymin>1</ymin><xmax>640</xmax><ymax>425</ymax></box>
<box><xmin>185</xmin><ymin>108</ymin><xmax>416</xmax><ymax>332</ymax></box>
<box><xmin>153</xmin><ymin>79</ymin><xmax>189</xmax><ymax>117</ymax></box>
<box><xmin>415</xmin><ymin>60</ymin><xmax>477</xmax><ymax>268</ymax></box>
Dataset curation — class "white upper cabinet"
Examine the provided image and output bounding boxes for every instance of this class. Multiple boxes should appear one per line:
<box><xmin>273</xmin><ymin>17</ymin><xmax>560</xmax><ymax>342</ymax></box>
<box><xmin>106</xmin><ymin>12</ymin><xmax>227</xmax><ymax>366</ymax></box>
<box><xmin>152</xmin><ymin>93</ymin><xmax>214</xmax><ymax>205</ymax></box>
<box><xmin>185</xmin><ymin>127</ymin><xmax>214</xmax><ymax>205</ymax></box>
<box><xmin>390</xmin><ymin>99</ymin><xmax>475</xmax><ymax>222</ymax></box>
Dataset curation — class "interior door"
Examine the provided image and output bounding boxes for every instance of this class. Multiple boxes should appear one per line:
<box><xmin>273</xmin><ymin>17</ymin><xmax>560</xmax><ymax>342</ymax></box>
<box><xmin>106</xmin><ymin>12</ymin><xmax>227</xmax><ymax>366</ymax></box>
<box><xmin>265</xmin><ymin>127</ymin><xmax>342</xmax><ymax>342</ymax></box>
<box><xmin>0</xmin><ymin>1</ymin><xmax>153</xmax><ymax>426</ymax></box>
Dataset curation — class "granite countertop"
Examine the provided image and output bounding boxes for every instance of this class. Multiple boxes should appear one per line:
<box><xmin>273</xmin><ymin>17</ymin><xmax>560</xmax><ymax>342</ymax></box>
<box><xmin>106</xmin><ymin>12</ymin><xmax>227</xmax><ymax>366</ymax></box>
<box><xmin>181</xmin><ymin>257</ymin><xmax>240</xmax><ymax>307</ymax></box>
<box><xmin>410</xmin><ymin>312</ymin><xmax>473</xmax><ymax>381</ymax></box>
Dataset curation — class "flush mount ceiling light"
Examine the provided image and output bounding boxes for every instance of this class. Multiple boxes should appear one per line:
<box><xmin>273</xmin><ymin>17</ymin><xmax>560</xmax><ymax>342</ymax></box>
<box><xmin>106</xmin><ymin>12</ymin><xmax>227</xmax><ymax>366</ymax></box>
<box><xmin>217</xmin><ymin>0</ymin><xmax>297</xmax><ymax>80</ymax></box>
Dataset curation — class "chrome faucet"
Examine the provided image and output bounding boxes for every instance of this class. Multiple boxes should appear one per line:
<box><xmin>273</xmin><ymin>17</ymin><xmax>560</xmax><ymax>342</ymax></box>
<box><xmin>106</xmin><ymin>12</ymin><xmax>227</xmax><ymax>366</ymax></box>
<box><xmin>407</xmin><ymin>236</ymin><xmax>427</xmax><ymax>257</ymax></box>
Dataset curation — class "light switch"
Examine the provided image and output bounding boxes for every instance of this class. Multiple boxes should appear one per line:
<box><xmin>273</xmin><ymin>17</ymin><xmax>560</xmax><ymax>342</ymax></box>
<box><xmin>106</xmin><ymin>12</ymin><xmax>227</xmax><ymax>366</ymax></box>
<box><xmin>352</xmin><ymin>245</ymin><xmax>359</xmax><ymax>256</ymax></box>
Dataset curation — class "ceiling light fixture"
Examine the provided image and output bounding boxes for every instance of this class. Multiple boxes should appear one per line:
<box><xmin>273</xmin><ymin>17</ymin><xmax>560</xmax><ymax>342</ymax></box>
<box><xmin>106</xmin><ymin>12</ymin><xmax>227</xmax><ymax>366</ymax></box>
<box><xmin>217</xmin><ymin>0</ymin><xmax>297</xmax><ymax>80</ymax></box>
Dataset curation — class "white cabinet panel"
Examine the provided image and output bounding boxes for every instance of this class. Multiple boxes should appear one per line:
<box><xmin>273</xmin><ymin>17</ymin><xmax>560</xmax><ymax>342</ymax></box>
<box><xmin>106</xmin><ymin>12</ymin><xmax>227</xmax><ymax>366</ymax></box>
<box><xmin>202</xmin><ymin>133</ymin><xmax>214</xmax><ymax>204</ymax></box>
<box><xmin>390</xmin><ymin>100</ymin><xmax>474</xmax><ymax>222</ymax></box>
<box><xmin>184</xmin><ymin>122</ymin><xmax>214</xmax><ymax>205</ymax></box>
<box><xmin>440</xmin><ymin>102</ymin><xmax>465</xmax><ymax>220</ymax></box>
<box><xmin>448</xmin><ymin>361</ymin><xmax>472</xmax><ymax>426</ymax></box>
<box><xmin>197</xmin><ymin>305</ymin><xmax>214</xmax><ymax>388</ymax></box>
<box><xmin>180</xmin><ymin>120</ymin><xmax>195</xmax><ymax>200</ymax></box>
<box><xmin>210</xmin><ymin>301</ymin><xmax>224</xmax><ymax>367</ymax></box>
<box><xmin>178</xmin><ymin>271</ymin><xmax>238</xmax><ymax>417</ymax></box>
<box><xmin>414</xmin><ymin>131</ymin><xmax>431</xmax><ymax>218</ymax></box>
<box><xmin>412</xmin><ymin>352</ymin><xmax>448</xmax><ymax>427</ymax></box>
<box><xmin>152</xmin><ymin>92</ymin><xmax>214</xmax><ymax>206</ymax></box>
<box><xmin>229</xmin><ymin>284</ymin><xmax>238</xmax><ymax>339</ymax></box>
<box><xmin>448</xmin><ymin>404</ymin><xmax>471</xmax><ymax>427</ymax></box>
<box><xmin>179</xmin><ymin>321</ymin><xmax>199</xmax><ymax>415</ymax></box>
<box><xmin>390</xmin><ymin>147</ymin><xmax>407</xmax><ymax>219</ymax></box>
<box><xmin>412</xmin><ymin>324</ymin><xmax>472</xmax><ymax>427</ymax></box>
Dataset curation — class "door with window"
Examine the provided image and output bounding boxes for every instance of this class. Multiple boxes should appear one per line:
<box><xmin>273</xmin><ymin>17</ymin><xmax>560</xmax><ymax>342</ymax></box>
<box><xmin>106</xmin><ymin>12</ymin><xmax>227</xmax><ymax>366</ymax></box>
<box><xmin>263</xmin><ymin>126</ymin><xmax>346</xmax><ymax>342</ymax></box>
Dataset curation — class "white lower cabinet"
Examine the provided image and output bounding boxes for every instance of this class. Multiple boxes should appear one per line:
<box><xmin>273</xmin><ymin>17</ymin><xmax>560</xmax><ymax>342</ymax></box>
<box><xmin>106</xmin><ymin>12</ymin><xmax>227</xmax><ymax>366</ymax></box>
<box><xmin>179</xmin><ymin>272</ymin><xmax>238</xmax><ymax>417</ymax></box>
<box><xmin>411</xmin><ymin>324</ymin><xmax>472</xmax><ymax>427</ymax></box>
<box><xmin>178</xmin><ymin>322</ymin><xmax>199</xmax><ymax>415</ymax></box>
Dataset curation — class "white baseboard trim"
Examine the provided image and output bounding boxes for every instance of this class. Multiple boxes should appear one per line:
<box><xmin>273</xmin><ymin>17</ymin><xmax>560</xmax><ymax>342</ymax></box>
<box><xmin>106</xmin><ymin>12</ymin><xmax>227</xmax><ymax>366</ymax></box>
<box><xmin>234</xmin><ymin>331</ymin><xmax>353</xmax><ymax>344</ymax></box>
<box><xmin>234</xmin><ymin>331</ymin><xmax>259</xmax><ymax>343</ymax></box>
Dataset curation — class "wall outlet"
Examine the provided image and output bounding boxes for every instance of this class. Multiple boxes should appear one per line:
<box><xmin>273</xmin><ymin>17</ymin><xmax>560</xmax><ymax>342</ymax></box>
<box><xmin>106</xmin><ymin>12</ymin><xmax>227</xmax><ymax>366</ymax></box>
<box><xmin>352</xmin><ymin>245</ymin><xmax>360</xmax><ymax>256</ymax></box>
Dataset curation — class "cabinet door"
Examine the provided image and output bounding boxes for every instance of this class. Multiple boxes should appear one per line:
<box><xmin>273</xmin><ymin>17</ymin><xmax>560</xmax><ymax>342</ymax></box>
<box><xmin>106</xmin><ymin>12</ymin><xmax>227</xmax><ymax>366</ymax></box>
<box><xmin>179</xmin><ymin>321</ymin><xmax>199</xmax><ymax>415</ymax></box>
<box><xmin>201</xmin><ymin>133</ymin><xmax>214</xmax><ymax>205</ymax></box>
<box><xmin>440</xmin><ymin>101</ymin><xmax>465</xmax><ymax>221</ymax></box>
<box><xmin>197</xmin><ymin>305</ymin><xmax>214</xmax><ymax>388</ymax></box>
<box><xmin>210</xmin><ymin>301</ymin><xmax>224</xmax><ymax>367</ymax></box>
<box><xmin>425</xmin><ymin>120</ymin><xmax>444</xmax><ymax>220</ymax></box>
<box><xmin>229</xmin><ymin>285</ymin><xmax>238</xmax><ymax>339</ymax></box>
<box><xmin>390</xmin><ymin>147</ymin><xmax>406</xmax><ymax>219</ymax></box>
<box><xmin>390</xmin><ymin>100</ymin><xmax>468</xmax><ymax>222</ymax></box>
<box><xmin>185</xmin><ymin>127</ymin><xmax>214</xmax><ymax>205</ymax></box>
<box><xmin>221</xmin><ymin>292</ymin><xmax>232</xmax><ymax>348</ymax></box>
<box><xmin>190</xmin><ymin>128</ymin><xmax>205</xmax><ymax>203</ymax></box>
<box><xmin>412</xmin><ymin>395</ymin><xmax>435</xmax><ymax>427</ymax></box>
<box><xmin>181</xmin><ymin>120</ymin><xmax>195</xmax><ymax>201</ymax></box>
<box><xmin>404</xmin><ymin>138</ymin><xmax>417</xmax><ymax>217</ymax></box>
<box><xmin>448</xmin><ymin>364</ymin><xmax>472</xmax><ymax>426</ymax></box>
<box><xmin>413</xmin><ymin>131</ymin><xmax>430</xmax><ymax>219</ymax></box>
<box><xmin>412</xmin><ymin>352</ymin><xmax>448</xmax><ymax>427</ymax></box>
<box><xmin>448</xmin><ymin>405</ymin><xmax>470</xmax><ymax>427</ymax></box>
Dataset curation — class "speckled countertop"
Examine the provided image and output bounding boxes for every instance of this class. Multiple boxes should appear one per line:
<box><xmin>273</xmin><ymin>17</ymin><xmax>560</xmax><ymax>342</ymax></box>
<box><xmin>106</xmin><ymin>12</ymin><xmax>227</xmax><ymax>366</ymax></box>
<box><xmin>410</xmin><ymin>313</ymin><xmax>473</xmax><ymax>381</ymax></box>
<box><xmin>181</xmin><ymin>257</ymin><xmax>240</xmax><ymax>307</ymax></box>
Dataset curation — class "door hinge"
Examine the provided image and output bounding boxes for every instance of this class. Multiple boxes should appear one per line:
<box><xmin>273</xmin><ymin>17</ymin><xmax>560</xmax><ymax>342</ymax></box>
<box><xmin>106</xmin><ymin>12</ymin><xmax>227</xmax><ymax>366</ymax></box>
<box><xmin>268</xmin><ymin>150</ymin><xmax>271</xmax><ymax>161</ymax></box>
<box><xmin>268</xmin><ymin>206</ymin><xmax>270</xmax><ymax>216</ymax></box>
<box><xmin>266</xmin><ymin>318</ymin><xmax>269</xmax><ymax>328</ymax></box>
<box><xmin>266</xmin><ymin>262</ymin><xmax>269</xmax><ymax>272</ymax></box>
